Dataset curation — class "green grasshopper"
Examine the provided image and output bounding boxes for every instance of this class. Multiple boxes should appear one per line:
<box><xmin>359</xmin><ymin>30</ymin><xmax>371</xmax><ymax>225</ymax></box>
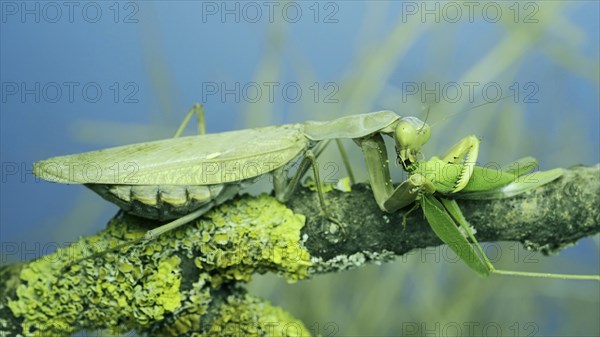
<box><xmin>357</xmin><ymin>122</ymin><xmax>599</xmax><ymax>281</ymax></box>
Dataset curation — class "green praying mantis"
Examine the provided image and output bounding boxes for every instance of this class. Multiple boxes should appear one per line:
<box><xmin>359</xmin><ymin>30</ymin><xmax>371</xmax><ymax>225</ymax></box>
<box><xmin>33</xmin><ymin>103</ymin><xmax>599</xmax><ymax>281</ymax></box>
<box><xmin>357</xmin><ymin>127</ymin><xmax>597</xmax><ymax>281</ymax></box>
<box><xmin>34</xmin><ymin>104</ymin><xmax>402</xmax><ymax>239</ymax></box>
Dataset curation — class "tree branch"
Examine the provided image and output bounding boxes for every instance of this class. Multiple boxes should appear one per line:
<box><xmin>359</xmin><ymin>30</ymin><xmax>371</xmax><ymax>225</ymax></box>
<box><xmin>295</xmin><ymin>164</ymin><xmax>600</xmax><ymax>272</ymax></box>
<box><xmin>1</xmin><ymin>165</ymin><xmax>598</xmax><ymax>336</ymax></box>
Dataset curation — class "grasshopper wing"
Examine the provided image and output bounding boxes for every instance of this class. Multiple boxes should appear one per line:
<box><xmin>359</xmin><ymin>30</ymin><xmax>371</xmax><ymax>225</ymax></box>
<box><xmin>33</xmin><ymin>124</ymin><xmax>309</xmax><ymax>185</ymax></box>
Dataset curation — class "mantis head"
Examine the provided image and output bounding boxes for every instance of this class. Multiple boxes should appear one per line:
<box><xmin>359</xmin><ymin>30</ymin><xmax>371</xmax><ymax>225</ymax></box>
<box><xmin>394</xmin><ymin>116</ymin><xmax>431</xmax><ymax>169</ymax></box>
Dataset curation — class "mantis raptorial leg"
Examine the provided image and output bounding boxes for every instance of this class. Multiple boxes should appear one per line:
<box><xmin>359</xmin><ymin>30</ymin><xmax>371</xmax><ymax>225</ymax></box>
<box><xmin>43</xmin><ymin>94</ymin><xmax>597</xmax><ymax>280</ymax></box>
<box><xmin>439</xmin><ymin>135</ymin><xmax>480</xmax><ymax>192</ymax></box>
<box><xmin>357</xmin><ymin>133</ymin><xmax>434</xmax><ymax>212</ymax></box>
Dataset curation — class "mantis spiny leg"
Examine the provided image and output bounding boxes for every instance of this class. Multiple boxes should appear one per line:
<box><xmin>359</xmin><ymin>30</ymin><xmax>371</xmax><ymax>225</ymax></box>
<box><xmin>358</xmin><ymin>133</ymin><xmax>435</xmax><ymax>213</ymax></box>
<box><xmin>440</xmin><ymin>135</ymin><xmax>480</xmax><ymax>193</ymax></box>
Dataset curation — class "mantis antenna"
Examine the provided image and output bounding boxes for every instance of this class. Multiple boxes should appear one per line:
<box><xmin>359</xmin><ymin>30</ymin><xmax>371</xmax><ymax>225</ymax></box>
<box><xmin>418</xmin><ymin>105</ymin><xmax>430</xmax><ymax>133</ymax></box>
<box><xmin>428</xmin><ymin>91</ymin><xmax>520</xmax><ymax>129</ymax></box>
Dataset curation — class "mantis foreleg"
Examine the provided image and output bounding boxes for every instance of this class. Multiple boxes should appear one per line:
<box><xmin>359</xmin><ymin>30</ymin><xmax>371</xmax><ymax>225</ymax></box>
<box><xmin>440</xmin><ymin>135</ymin><xmax>480</xmax><ymax>193</ymax></box>
<box><xmin>358</xmin><ymin>133</ymin><xmax>434</xmax><ymax>213</ymax></box>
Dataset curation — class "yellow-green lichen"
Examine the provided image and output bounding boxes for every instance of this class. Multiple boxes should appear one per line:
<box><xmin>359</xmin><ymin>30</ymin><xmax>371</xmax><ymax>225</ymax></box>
<box><xmin>139</xmin><ymin>256</ymin><xmax>182</xmax><ymax>315</ymax></box>
<box><xmin>7</xmin><ymin>216</ymin><xmax>184</xmax><ymax>336</ymax></box>
<box><xmin>7</xmin><ymin>194</ymin><xmax>312</xmax><ymax>335</ymax></box>
<box><xmin>156</xmin><ymin>275</ymin><xmax>213</xmax><ymax>336</ymax></box>
<box><xmin>303</xmin><ymin>176</ymin><xmax>335</xmax><ymax>193</ymax></box>
<box><xmin>199</xmin><ymin>293</ymin><xmax>312</xmax><ymax>337</ymax></box>
<box><xmin>192</xmin><ymin>195</ymin><xmax>313</xmax><ymax>286</ymax></box>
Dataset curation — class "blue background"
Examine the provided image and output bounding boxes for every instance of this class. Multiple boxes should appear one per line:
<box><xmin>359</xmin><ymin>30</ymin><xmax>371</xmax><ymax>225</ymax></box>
<box><xmin>1</xmin><ymin>1</ymin><xmax>599</xmax><ymax>336</ymax></box>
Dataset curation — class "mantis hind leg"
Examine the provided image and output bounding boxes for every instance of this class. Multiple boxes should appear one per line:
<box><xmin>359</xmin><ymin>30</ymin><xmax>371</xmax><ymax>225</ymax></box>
<box><xmin>274</xmin><ymin>142</ymin><xmax>345</xmax><ymax>231</ymax></box>
<box><xmin>64</xmin><ymin>199</ymin><xmax>217</xmax><ymax>269</ymax></box>
<box><xmin>335</xmin><ymin>139</ymin><xmax>356</xmax><ymax>185</ymax></box>
<box><xmin>143</xmin><ymin>203</ymin><xmax>213</xmax><ymax>240</ymax></box>
<box><xmin>173</xmin><ymin>103</ymin><xmax>206</xmax><ymax>137</ymax></box>
<box><xmin>274</xmin><ymin>141</ymin><xmax>330</xmax><ymax>206</ymax></box>
<box><xmin>440</xmin><ymin>135</ymin><xmax>480</xmax><ymax>193</ymax></box>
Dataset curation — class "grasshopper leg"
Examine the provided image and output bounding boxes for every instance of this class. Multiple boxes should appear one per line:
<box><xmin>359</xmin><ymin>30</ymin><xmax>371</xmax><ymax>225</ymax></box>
<box><xmin>383</xmin><ymin>174</ymin><xmax>435</xmax><ymax>213</ymax></box>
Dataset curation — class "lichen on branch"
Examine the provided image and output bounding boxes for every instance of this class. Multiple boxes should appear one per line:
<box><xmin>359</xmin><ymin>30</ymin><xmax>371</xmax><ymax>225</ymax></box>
<box><xmin>1</xmin><ymin>165</ymin><xmax>598</xmax><ymax>336</ymax></box>
<box><xmin>2</xmin><ymin>196</ymin><xmax>313</xmax><ymax>336</ymax></box>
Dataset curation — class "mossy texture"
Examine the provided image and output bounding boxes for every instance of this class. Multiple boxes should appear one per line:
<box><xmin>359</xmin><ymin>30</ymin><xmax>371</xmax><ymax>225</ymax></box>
<box><xmin>6</xmin><ymin>194</ymin><xmax>313</xmax><ymax>336</ymax></box>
